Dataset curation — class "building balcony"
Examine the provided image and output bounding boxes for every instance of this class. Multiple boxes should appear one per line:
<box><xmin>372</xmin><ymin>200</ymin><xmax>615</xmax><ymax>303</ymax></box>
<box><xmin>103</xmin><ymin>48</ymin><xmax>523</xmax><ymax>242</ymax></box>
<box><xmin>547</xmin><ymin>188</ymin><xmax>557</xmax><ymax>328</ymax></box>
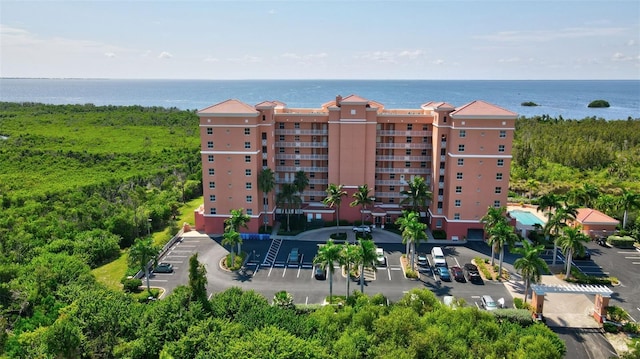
<box><xmin>376</xmin><ymin>143</ymin><xmax>431</xmax><ymax>149</ymax></box>
<box><xmin>276</xmin><ymin>166</ymin><xmax>328</xmax><ymax>172</ymax></box>
<box><xmin>276</xmin><ymin>178</ymin><xmax>328</xmax><ymax>185</ymax></box>
<box><xmin>275</xmin><ymin>142</ymin><xmax>328</xmax><ymax>148</ymax></box>
<box><xmin>375</xmin><ymin>168</ymin><xmax>430</xmax><ymax>174</ymax></box>
<box><xmin>275</xmin><ymin>154</ymin><xmax>329</xmax><ymax>160</ymax></box>
<box><xmin>376</xmin><ymin>155</ymin><xmax>431</xmax><ymax>162</ymax></box>
<box><xmin>275</xmin><ymin>129</ymin><xmax>328</xmax><ymax>135</ymax></box>
<box><xmin>377</xmin><ymin>130</ymin><xmax>431</xmax><ymax>136</ymax></box>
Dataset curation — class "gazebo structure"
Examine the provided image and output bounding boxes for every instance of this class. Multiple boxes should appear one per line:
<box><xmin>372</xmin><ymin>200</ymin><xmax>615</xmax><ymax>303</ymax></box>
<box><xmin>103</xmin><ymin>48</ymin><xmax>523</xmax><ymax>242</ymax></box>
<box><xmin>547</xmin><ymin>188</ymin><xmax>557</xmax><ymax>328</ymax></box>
<box><xmin>530</xmin><ymin>283</ymin><xmax>614</xmax><ymax>323</ymax></box>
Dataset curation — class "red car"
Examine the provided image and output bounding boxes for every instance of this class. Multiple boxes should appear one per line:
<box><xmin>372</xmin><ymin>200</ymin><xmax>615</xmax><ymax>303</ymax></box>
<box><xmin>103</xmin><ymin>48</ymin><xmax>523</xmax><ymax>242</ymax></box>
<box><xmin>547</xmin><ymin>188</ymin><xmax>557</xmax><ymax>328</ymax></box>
<box><xmin>450</xmin><ymin>266</ymin><xmax>465</xmax><ymax>282</ymax></box>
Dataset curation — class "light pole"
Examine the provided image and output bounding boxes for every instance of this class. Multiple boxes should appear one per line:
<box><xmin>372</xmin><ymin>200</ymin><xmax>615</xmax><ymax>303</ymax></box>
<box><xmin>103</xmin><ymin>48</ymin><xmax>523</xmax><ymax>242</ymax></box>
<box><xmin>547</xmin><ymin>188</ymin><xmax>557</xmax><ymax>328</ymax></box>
<box><xmin>147</xmin><ymin>218</ymin><xmax>152</xmax><ymax>237</ymax></box>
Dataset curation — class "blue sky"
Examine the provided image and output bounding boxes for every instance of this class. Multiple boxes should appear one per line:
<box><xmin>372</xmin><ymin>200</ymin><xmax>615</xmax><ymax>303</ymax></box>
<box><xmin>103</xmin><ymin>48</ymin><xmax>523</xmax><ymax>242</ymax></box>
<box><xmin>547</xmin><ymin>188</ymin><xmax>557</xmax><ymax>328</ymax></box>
<box><xmin>1</xmin><ymin>1</ymin><xmax>639</xmax><ymax>80</ymax></box>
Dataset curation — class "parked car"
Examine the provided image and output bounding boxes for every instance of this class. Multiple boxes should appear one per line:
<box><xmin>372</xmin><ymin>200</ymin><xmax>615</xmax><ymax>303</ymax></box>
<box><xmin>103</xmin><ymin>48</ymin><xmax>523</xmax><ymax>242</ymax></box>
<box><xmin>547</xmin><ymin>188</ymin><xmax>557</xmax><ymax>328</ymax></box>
<box><xmin>463</xmin><ymin>263</ymin><xmax>481</xmax><ymax>283</ymax></box>
<box><xmin>314</xmin><ymin>266</ymin><xmax>326</xmax><ymax>280</ymax></box>
<box><xmin>436</xmin><ymin>266</ymin><xmax>451</xmax><ymax>281</ymax></box>
<box><xmin>153</xmin><ymin>262</ymin><xmax>173</xmax><ymax>273</ymax></box>
<box><xmin>417</xmin><ymin>253</ymin><xmax>428</xmax><ymax>266</ymax></box>
<box><xmin>573</xmin><ymin>248</ymin><xmax>591</xmax><ymax>260</ymax></box>
<box><xmin>352</xmin><ymin>225</ymin><xmax>372</xmax><ymax>234</ymax></box>
<box><xmin>376</xmin><ymin>247</ymin><xmax>386</xmax><ymax>266</ymax></box>
<box><xmin>450</xmin><ymin>266</ymin><xmax>465</xmax><ymax>282</ymax></box>
<box><xmin>481</xmin><ymin>295</ymin><xmax>498</xmax><ymax>311</ymax></box>
<box><xmin>288</xmin><ymin>248</ymin><xmax>300</xmax><ymax>263</ymax></box>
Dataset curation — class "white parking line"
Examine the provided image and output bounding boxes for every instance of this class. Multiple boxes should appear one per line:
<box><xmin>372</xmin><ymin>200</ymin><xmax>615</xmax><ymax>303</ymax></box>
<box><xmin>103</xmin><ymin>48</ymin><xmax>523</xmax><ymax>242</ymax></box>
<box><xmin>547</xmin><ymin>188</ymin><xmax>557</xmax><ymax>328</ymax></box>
<box><xmin>166</xmin><ymin>255</ymin><xmax>189</xmax><ymax>258</ymax></box>
<box><xmin>624</xmin><ymin>257</ymin><xmax>640</xmax><ymax>260</ymax></box>
<box><xmin>633</xmin><ymin>262</ymin><xmax>640</xmax><ymax>265</ymax></box>
<box><xmin>268</xmin><ymin>266</ymin><xmax>274</xmax><ymax>277</ymax></box>
<box><xmin>618</xmin><ymin>251</ymin><xmax>637</xmax><ymax>254</ymax></box>
<box><xmin>149</xmin><ymin>279</ymin><xmax>168</xmax><ymax>282</ymax></box>
<box><xmin>387</xmin><ymin>268</ymin><xmax>391</xmax><ymax>281</ymax></box>
<box><xmin>177</xmin><ymin>245</ymin><xmax>196</xmax><ymax>248</ymax></box>
<box><xmin>297</xmin><ymin>266</ymin><xmax>301</xmax><ymax>278</ymax></box>
<box><xmin>282</xmin><ymin>266</ymin><xmax>287</xmax><ymax>277</ymax></box>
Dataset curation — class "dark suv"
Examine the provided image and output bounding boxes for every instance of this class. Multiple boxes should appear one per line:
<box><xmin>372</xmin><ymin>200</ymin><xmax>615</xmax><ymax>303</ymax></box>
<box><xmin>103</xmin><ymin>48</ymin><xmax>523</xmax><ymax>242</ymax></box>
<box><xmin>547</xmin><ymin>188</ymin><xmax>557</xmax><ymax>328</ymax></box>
<box><xmin>463</xmin><ymin>263</ymin><xmax>481</xmax><ymax>283</ymax></box>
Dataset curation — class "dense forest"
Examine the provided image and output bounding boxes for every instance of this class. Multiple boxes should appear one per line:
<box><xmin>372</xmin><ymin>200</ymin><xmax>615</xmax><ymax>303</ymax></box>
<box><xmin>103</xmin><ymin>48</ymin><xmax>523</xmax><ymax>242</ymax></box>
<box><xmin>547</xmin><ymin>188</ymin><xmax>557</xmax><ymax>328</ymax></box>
<box><xmin>0</xmin><ymin>103</ymin><xmax>638</xmax><ymax>357</ymax></box>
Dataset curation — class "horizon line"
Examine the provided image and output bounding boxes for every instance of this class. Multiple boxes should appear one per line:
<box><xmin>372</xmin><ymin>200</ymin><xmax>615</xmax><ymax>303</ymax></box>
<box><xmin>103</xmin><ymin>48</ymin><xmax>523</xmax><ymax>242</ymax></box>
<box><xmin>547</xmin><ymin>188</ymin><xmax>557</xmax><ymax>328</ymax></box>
<box><xmin>2</xmin><ymin>77</ymin><xmax>638</xmax><ymax>81</ymax></box>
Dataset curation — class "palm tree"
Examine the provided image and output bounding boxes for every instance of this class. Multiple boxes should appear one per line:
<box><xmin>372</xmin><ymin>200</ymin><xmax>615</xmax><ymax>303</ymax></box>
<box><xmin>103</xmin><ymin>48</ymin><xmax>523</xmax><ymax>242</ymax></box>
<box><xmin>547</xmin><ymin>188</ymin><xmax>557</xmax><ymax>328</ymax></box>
<box><xmin>537</xmin><ymin>193</ymin><xmax>561</xmax><ymax>223</ymax></box>
<box><xmin>618</xmin><ymin>189</ymin><xmax>640</xmax><ymax>230</ymax></box>
<box><xmin>323</xmin><ymin>184</ymin><xmax>347</xmax><ymax>233</ymax></box>
<box><xmin>341</xmin><ymin>243</ymin><xmax>359</xmax><ymax>298</ymax></box>
<box><xmin>395</xmin><ymin>211</ymin><xmax>427</xmax><ymax>269</ymax></box>
<box><xmin>356</xmin><ymin>239</ymin><xmax>378</xmax><ymax>293</ymax></box>
<box><xmin>350</xmin><ymin>184</ymin><xmax>373</xmax><ymax>226</ymax></box>
<box><xmin>221</xmin><ymin>229</ymin><xmax>242</xmax><ymax>268</ymax></box>
<box><xmin>480</xmin><ymin>206</ymin><xmax>507</xmax><ymax>266</ymax></box>
<box><xmin>487</xmin><ymin>220</ymin><xmax>519</xmax><ymax>279</ymax></box>
<box><xmin>556</xmin><ymin>226</ymin><xmax>590</xmax><ymax>279</ymax></box>
<box><xmin>276</xmin><ymin>183</ymin><xmax>300</xmax><ymax>232</ymax></box>
<box><xmin>313</xmin><ymin>240</ymin><xmax>342</xmax><ymax>303</ymax></box>
<box><xmin>128</xmin><ymin>237</ymin><xmax>158</xmax><ymax>294</ymax></box>
<box><xmin>257</xmin><ymin>168</ymin><xmax>275</xmax><ymax>232</ymax></box>
<box><xmin>567</xmin><ymin>182</ymin><xmax>600</xmax><ymax>208</ymax></box>
<box><xmin>512</xmin><ymin>241</ymin><xmax>547</xmax><ymax>303</ymax></box>
<box><xmin>399</xmin><ymin>176</ymin><xmax>432</xmax><ymax>212</ymax></box>
<box><xmin>225</xmin><ymin>208</ymin><xmax>250</xmax><ymax>254</ymax></box>
<box><xmin>293</xmin><ymin>171</ymin><xmax>309</xmax><ymax>221</ymax></box>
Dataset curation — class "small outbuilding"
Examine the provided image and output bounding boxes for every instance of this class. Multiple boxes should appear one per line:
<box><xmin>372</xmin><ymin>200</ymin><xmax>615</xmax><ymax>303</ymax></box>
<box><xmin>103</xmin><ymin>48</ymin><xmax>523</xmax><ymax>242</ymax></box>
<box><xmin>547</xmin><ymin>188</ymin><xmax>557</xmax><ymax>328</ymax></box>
<box><xmin>573</xmin><ymin>208</ymin><xmax>619</xmax><ymax>238</ymax></box>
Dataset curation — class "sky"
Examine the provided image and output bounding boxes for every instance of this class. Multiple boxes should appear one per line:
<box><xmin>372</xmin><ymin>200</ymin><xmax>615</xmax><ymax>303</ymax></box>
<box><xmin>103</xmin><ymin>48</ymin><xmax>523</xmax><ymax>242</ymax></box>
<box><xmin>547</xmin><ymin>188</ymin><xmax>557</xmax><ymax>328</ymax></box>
<box><xmin>1</xmin><ymin>0</ymin><xmax>639</xmax><ymax>80</ymax></box>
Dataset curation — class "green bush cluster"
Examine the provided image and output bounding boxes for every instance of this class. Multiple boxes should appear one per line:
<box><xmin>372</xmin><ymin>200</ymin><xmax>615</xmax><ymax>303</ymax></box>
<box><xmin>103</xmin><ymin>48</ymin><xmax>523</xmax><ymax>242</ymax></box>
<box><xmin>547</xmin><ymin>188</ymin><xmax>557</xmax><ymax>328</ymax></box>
<box><xmin>121</xmin><ymin>277</ymin><xmax>143</xmax><ymax>293</ymax></box>
<box><xmin>474</xmin><ymin>256</ymin><xmax>494</xmax><ymax>280</ymax></box>
<box><xmin>607</xmin><ymin>235</ymin><xmax>636</xmax><ymax>248</ymax></box>
<box><xmin>432</xmin><ymin>229</ymin><xmax>447</xmax><ymax>239</ymax></box>
<box><xmin>491</xmin><ymin>308</ymin><xmax>535</xmax><ymax>326</ymax></box>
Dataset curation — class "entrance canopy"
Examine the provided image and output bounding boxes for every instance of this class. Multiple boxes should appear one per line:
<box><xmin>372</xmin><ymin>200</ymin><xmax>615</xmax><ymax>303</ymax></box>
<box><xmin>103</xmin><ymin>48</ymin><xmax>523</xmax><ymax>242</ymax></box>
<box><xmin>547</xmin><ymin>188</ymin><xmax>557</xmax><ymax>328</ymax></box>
<box><xmin>531</xmin><ymin>283</ymin><xmax>613</xmax><ymax>297</ymax></box>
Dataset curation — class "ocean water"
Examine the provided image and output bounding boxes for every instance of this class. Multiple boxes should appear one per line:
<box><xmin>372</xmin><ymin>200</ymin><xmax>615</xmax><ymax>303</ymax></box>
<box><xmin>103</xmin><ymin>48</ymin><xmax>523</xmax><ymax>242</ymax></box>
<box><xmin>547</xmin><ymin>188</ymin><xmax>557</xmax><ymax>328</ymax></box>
<box><xmin>0</xmin><ymin>78</ymin><xmax>638</xmax><ymax>120</ymax></box>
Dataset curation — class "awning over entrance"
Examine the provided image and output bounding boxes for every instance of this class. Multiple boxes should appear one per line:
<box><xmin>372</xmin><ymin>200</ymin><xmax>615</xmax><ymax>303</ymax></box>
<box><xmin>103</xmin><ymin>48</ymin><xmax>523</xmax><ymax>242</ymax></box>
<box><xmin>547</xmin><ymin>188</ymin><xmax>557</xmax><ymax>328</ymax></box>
<box><xmin>530</xmin><ymin>283</ymin><xmax>613</xmax><ymax>297</ymax></box>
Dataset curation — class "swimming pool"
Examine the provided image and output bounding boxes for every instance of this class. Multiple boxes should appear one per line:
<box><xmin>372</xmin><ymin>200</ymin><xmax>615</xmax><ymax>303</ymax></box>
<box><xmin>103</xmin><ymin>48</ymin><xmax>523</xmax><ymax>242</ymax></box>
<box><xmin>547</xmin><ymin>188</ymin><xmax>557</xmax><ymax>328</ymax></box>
<box><xmin>509</xmin><ymin>210</ymin><xmax>545</xmax><ymax>226</ymax></box>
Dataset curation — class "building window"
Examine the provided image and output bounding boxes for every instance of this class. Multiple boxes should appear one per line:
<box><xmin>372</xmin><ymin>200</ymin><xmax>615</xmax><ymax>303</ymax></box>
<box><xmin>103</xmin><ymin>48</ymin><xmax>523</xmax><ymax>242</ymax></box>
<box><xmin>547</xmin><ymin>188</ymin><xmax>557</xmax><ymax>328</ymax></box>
<box><xmin>456</xmin><ymin>172</ymin><xmax>463</xmax><ymax>180</ymax></box>
<box><xmin>210</xmin><ymin>208</ymin><xmax>217</xmax><ymax>215</ymax></box>
<box><xmin>294</xmin><ymin>148</ymin><xmax>300</xmax><ymax>154</ymax></box>
<box><xmin>405</xmin><ymin>161</ymin><xmax>411</xmax><ymax>168</ymax></box>
<box><xmin>262</xmin><ymin>132</ymin><xmax>267</xmax><ymax>139</ymax></box>
<box><xmin>498</xmin><ymin>145</ymin><xmax>505</xmax><ymax>152</ymax></box>
<box><xmin>496</xmin><ymin>173</ymin><xmax>503</xmax><ymax>180</ymax></box>
<box><xmin>310</xmin><ymin>184</ymin><xmax>315</xmax><ymax>189</ymax></box>
<box><xmin>437</xmin><ymin>202</ymin><xmax>443</xmax><ymax>209</ymax></box>
<box><xmin>405</xmin><ymin>149</ymin><xmax>412</xmax><ymax>155</ymax></box>
<box><xmin>422</xmin><ymin>124</ymin><xmax>428</xmax><ymax>131</ymax></box>
<box><xmin>455</xmin><ymin>186</ymin><xmax>462</xmax><ymax>193</ymax></box>
<box><xmin>207</xmin><ymin>141</ymin><xmax>214</xmax><ymax>148</ymax></box>
<box><xmin>497</xmin><ymin>159</ymin><xmax>504</xmax><ymax>167</ymax></box>
<box><xmin>439</xmin><ymin>162</ymin><xmax>445</xmax><ymax>169</ymax></box>
<box><xmin>294</xmin><ymin>122</ymin><xmax>300</xmax><ymax>129</ymax></box>
<box><xmin>457</xmin><ymin>158</ymin><xmax>464</xmax><ymax>166</ymax></box>
<box><xmin>207</xmin><ymin>155</ymin><xmax>214</xmax><ymax>162</ymax></box>
<box><xmin>436</xmin><ymin>219</ymin><xmax>442</xmax><ymax>228</ymax></box>
<box><xmin>423</xmin><ymin>137</ymin><xmax>429</xmax><ymax>143</ymax></box>
<box><xmin>420</xmin><ymin>162</ymin><xmax>426</xmax><ymax>168</ymax></box>
<box><xmin>495</xmin><ymin>187</ymin><xmax>502</xmax><ymax>194</ymax></box>
<box><xmin>244</xmin><ymin>142</ymin><xmax>251</xmax><ymax>149</ymax></box>
<box><xmin>279</xmin><ymin>135</ymin><xmax>285</xmax><ymax>141</ymax></box>
<box><xmin>421</xmin><ymin>149</ymin><xmax>427</xmax><ymax>156</ymax></box>
<box><xmin>247</xmin><ymin>209</ymin><xmax>253</xmax><ymax>215</ymax></box>
<box><xmin>262</xmin><ymin>159</ymin><xmax>267</xmax><ymax>167</ymax></box>
<box><xmin>279</xmin><ymin>147</ymin><xmax>285</xmax><ymax>153</ymax></box>
<box><xmin>245</xmin><ymin>169</ymin><xmax>251</xmax><ymax>176</ymax></box>
<box><xmin>390</xmin><ymin>173</ymin><xmax>395</xmax><ymax>179</ymax></box>
<box><xmin>407</xmin><ymin>124</ymin><xmax>413</xmax><ymax>130</ymax></box>
<box><xmin>246</xmin><ymin>182</ymin><xmax>252</xmax><ymax>189</ymax></box>
<box><xmin>208</xmin><ymin>168</ymin><xmax>215</xmax><ymax>176</ymax></box>
<box><xmin>310</xmin><ymin>172</ymin><xmax>315</xmax><ymax>178</ymax></box>
<box><xmin>389</xmin><ymin>198</ymin><xmax>395</xmax><ymax>203</ymax></box>
<box><xmin>406</xmin><ymin>137</ymin><xmax>412</xmax><ymax>143</ymax></box>
<box><xmin>279</xmin><ymin>159</ymin><xmax>285</xmax><ymax>165</ymax></box>
<box><xmin>458</xmin><ymin>144</ymin><xmax>465</xmax><ymax>152</ymax></box>
<box><xmin>246</xmin><ymin>196</ymin><xmax>252</xmax><ymax>203</ymax></box>
<box><xmin>207</xmin><ymin>128</ymin><xmax>213</xmax><ymax>135</ymax></box>
<box><xmin>389</xmin><ymin>186</ymin><xmax>395</xmax><ymax>191</ymax></box>
<box><xmin>454</xmin><ymin>199</ymin><xmax>461</xmax><ymax>207</ymax></box>
<box><xmin>454</xmin><ymin>213</ymin><xmax>460</xmax><ymax>220</ymax></box>
<box><xmin>262</xmin><ymin>146</ymin><xmax>267</xmax><ymax>153</ymax></box>
<box><xmin>245</xmin><ymin>155</ymin><xmax>251</xmax><ymax>163</ymax></box>
<box><xmin>279</xmin><ymin>123</ymin><xmax>285</xmax><ymax>129</ymax></box>
<box><xmin>459</xmin><ymin>130</ymin><xmax>466</xmax><ymax>138</ymax></box>
<box><xmin>438</xmin><ymin>188</ymin><xmax>444</xmax><ymax>195</ymax></box>
<box><xmin>209</xmin><ymin>195</ymin><xmax>216</xmax><ymax>202</ymax></box>
<box><xmin>244</xmin><ymin>128</ymin><xmax>250</xmax><ymax>135</ymax></box>
<box><xmin>499</xmin><ymin>130</ymin><xmax>506</xmax><ymax>138</ymax></box>
<box><xmin>440</xmin><ymin>148</ymin><xmax>446</xmax><ymax>156</ymax></box>
<box><xmin>310</xmin><ymin>196</ymin><xmax>315</xmax><ymax>201</ymax></box>
<box><xmin>294</xmin><ymin>160</ymin><xmax>300</xmax><ymax>166</ymax></box>
<box><xmin>494</xmin><ymin>200</ymin><xmax>501</xmax><ymax>208</ymax></box>
<box><xmin>208</xmin><ymin>181</ymin><xmax>215</xmax><ymax>189</ymax></box>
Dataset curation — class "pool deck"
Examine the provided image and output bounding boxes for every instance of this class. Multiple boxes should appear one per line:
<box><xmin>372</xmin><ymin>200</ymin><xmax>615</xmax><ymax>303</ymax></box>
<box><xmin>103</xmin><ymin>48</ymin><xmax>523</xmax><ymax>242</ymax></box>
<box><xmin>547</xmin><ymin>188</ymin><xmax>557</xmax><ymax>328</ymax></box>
<box><xmin>507</xmin><ymin>204</ymin><xmax>548</xmax><ymax>225</ymax></box>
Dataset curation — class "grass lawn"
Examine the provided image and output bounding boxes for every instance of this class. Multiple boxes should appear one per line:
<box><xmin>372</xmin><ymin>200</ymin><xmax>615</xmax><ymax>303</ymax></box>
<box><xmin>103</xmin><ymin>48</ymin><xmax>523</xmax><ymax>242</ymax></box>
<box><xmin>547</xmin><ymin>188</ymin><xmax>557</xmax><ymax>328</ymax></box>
<box><xmin>92</xmin><ymin>196</ymin><xmax>204</xmax><ymax>291</ymax></box>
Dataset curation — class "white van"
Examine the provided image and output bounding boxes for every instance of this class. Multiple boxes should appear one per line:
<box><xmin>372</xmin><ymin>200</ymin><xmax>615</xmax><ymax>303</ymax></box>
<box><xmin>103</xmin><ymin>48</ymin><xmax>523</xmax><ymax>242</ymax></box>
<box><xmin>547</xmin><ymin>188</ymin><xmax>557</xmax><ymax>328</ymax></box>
<box><xmin>431</xmin><ymin>246</ymin><xmax>447</xmax><ymax>267</ymax></box>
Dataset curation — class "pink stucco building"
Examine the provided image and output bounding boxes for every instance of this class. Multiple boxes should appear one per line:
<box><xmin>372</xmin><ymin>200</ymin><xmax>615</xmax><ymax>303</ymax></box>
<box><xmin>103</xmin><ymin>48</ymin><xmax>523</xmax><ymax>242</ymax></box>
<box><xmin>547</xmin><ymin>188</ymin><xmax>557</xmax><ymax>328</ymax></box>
<box><xmin>194</xmin><ymin>95</ymin><xmax>517</xmax><ymax>240</ymax></box>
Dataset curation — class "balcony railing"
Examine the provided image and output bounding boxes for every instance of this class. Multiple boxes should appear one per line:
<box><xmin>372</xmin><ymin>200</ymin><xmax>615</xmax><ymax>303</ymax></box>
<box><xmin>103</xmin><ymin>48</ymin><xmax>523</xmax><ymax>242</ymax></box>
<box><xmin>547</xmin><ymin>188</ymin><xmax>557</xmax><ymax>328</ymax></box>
<box><xmin>275</xmin><ymin>142</ymin><xmax>328</xmax><ymax>148</ymax></box>
<box><xmin>275</xmin><ymin>154</ymin><xmax>329</xmax><ymax>160</ymax></box>
<box><xmin>376</xmin><ymin>155</ymin><xmax>431</xmax><ymax>162</ymax></box>
<box><xmin>376</xmin><ymin>130</ymin><xmax>431</xmax><ymax>136</ymax></box>
<box><xmin>376</xmin><ymin>143</ymin><xmax>431</xmax><ymax>149</ymax></box>
<box><xmin>375</xmin><ymin>168</ymin><xmax>430</xmax><ymax>174</ymax></box>
<box><xmin>275</xmin><ymin>129</ymin><xmax>328</xmax><ymax>135</ymax></box>
<box><xmin>276</xmin><ymin>166</ymin><xmax>328</xmax><ymax>172</ymax></box>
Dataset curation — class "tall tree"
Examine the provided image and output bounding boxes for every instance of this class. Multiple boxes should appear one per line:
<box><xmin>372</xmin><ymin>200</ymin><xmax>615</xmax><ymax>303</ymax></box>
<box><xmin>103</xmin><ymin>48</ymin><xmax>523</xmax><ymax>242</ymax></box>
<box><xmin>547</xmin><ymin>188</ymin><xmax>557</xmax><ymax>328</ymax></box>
<box><xmin>257</xmin><ymin>168</ymin><xmax>276</xmax><ymax>232</ymax></box>
<box><xmin>481</xmin><ymin>206</ymin><xmax>507</xmax><ymax>266</ymax></box>
<box><xmin>127</xmin><ymin>237</ymin><xmax>158</xmax><ymax>294</ymax></box>
<box><xmin>556</xmin><ymin>226</ymin><xmax>590</xmax><ymax>279</ymax></box>
<box><xmin>188</xmin><ymin>253</ymin><xmax>208</xmax><ymax>306</ymax></box>
<box><xmin>487</xmin><ymin>220</ymin><xmax>519</xmax><ymax>279</ymax></box>
<box><xmin>395</xmin><ymin>211</ymin><xmax>427</xmax><ymax>269</ymax></box>
<box><xmin>350</xmin><ymin>184</ymin><xmax>373</xmax><ymax>226</ymax></box>
<box><xmin>399</xmin><ymin>176</ymin><xmax>432</xmax><ymax>212</ymax></box>
<box><xmin>537</xmin><ymin>194</ymin><xmax>564</xmax><ymax>266</ymax></box>
<box><xmin>341</xmin><ymin>243</ymin><xmax>359</xmax><ymax>298</ymax></box>
<box><xmin>313</xmin><ymin>240</ymin><xmax>342</xmax><ymax>303</ymax></box>
<box><xmin>293</xmin><ymin>171</ymin><xmax>309</xmax><ymax>221</ymax></box>
<box><xmin>356</xmin><ymin>239</ymin><xmax>378</xmax><ymax>293</ymax></box>
<box><xmin>225</xmin><ymin>208</ymin><xmax>250</xmax><ymax>254</ymax></box>
<box><xmin>276</xmin><ymin>183</ymin><xmax>300</xmax><ymax>232</ymax></box>
<box><xmin>512</xmin><ymin>241</ymin><xmax>548</xmax><ymax>303</ymax></box>
<box><xmin>221</xmin><ymin>229</ymin><xmax>241</xmax><ymax>269</ymax></box>
<box><xmin>323</xmin><ymin>184</ymin><xmax>347</xmax><ymax>233</ymax></box>
<box><xmin>618</xmin><ymin>189</ymin><xmax>640</xmax><ymax>230</ymax></box>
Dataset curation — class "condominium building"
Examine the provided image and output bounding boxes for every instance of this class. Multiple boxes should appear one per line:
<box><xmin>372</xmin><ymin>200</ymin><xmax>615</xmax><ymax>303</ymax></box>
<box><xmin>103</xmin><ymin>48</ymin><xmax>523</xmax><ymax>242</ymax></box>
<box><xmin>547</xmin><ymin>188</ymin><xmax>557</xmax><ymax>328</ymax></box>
<box><xmin>194</xmin><ymin>94</ymin><xmax>517</xmax><ymax>241</ymax></box>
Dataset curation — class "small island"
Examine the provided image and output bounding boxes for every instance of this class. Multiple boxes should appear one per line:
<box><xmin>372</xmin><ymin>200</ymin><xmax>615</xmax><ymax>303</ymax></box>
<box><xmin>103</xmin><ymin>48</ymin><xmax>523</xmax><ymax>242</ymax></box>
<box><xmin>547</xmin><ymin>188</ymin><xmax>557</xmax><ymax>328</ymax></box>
<box><xmin>588</xmin><ymin>99</ymin><xmax>610</xmax><ymax>108</ymax></box>
<box><xmin>521</xmin><ymin>101</ymin><xmax>539</xmax><ymax>107</ymax></box>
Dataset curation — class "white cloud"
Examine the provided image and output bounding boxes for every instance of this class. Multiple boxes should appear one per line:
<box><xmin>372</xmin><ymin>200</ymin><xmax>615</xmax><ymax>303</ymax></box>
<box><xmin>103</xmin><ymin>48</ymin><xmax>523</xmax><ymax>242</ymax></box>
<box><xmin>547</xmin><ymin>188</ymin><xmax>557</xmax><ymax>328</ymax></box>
<box><xmin>627</xmin><ymin>39</ymin><xmax>637</xmax><ymax>46</ymax></box>
<box><xmin>203</xmin><ymin>56</ymin><xmax>219</xmax><ymax>62</ymax></box>
<box><xmin>281</xmin><ymin>52</ymin><xmax>328</xmax><ymax>60</ymax></box>
<box><xmin>476</xmin><ymin>26</ymin><xmax>625</xmax><ymax>42</ymax></box>
<box><xmin>498</xmin><ymin>57</ymin><xmax>521</xmax><ymax>63</ymax></box>
<box><xmin>158</xmin><ymin>51</ymin><xmax>173</xmax><ymax>59</ymax></box>
<box><xmin>357</xmin><ymin>49</ymin><xmax>426</xmax><ymax>64</ymax></box>
<box><xmin>268</xmin><ymin>9</ymin><xmax>276</xmax><ymax>15</ymax></box>
<box><xmin>398</xmin><ymin>50</ymin><xmax>425</xmax><ymax>59</ymax></box>
<box><xmin>105</xmin><ymin>52</ymin><xmax>116</xmax><ymax>58</ymax></box>
<box><xmin>228</xmin><ymin>55</ymin><xmax>262</xmax><ymax>63</ymax></box>
<box><xmin>432</xmin><ymin>59</ymin><xmax>444</xmax><ymax>65</ymax></box>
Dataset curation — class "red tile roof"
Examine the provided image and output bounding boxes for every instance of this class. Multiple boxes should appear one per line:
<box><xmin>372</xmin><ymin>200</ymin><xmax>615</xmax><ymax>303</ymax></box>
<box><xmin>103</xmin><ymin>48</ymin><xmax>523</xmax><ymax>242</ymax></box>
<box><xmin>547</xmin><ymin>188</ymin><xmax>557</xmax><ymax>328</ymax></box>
<box><xmin>422</xmin><ymin>101</ymin><xmax>455</xmax><ymax>110</ymax></box>
<box><xmin>576</xmin><ymin>208</ymin><xmax>619</xmax><ymax>225</ymax></box>
<box><xmin>451</xmin><ymin>100</ymin><xmax>517</xmax><ymax>118</ymax></box>
<box><xmin>341</xmin><ymin>94</ymin><xmax>370</xmax><ymax>104</ymax></box>
<box><xmin>198</xmin><ymin>99</ymin><xmax>258</xmax><ymax>115</ymax></box>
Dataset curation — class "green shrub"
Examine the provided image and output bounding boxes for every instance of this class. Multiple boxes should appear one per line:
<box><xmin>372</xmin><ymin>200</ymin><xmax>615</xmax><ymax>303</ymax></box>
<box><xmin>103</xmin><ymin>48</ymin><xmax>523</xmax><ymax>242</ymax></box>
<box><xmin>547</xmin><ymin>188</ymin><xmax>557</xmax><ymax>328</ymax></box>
<box><xmin>607</xmin><ymin>235</ymin><xmax>636</xmax><ymax>248</ymax></box>
<box><xmin>330</xmin><ymin>232</ymin><xmax>347</xmax><ymax>241</ymax></box>
<box><xmin>405</xmin><ymin>268</ymin><xmax>418</xmax><ymax>279</ymax></box>
<box><xmin>603</xmin><ymin>322</ymin><xmax>620</xmax><ymax>333</ymax></box>
<box><xmin>370</xmin><ymin>293</ymin><xmax>388</xmax><ymax>306</ymax></box>
<box><xmin>432</xmin><ymin>230</ymin><xmax>447</xmax><ymax>239</ymax></box>
<box><xmin>491</xmin><ymin>308</ymin><xmax>534</xmax><ymax>326</ymax></box>
<box><xmin>121</xmin><ymin>277</ymin><xmax>142</xmax><ymax>293</ymax></box>
<box><xmin>225</xmin><ymin>252</ymin><xmax>245</xmax><ymax>271</ymax></box>
<box><xmin>622</xmin><ymin>322</ymin><xmax>639</xmax><ymax>334</ymax></box>
<box><xmin>607</xmin><ymin>306</ymin><xmax>630</xmax><ymax>322</ymax></box>
<box><xmin>588</xmin><ymin>99</ymin><xmax>610</xmax><ymax>108</ymax></box>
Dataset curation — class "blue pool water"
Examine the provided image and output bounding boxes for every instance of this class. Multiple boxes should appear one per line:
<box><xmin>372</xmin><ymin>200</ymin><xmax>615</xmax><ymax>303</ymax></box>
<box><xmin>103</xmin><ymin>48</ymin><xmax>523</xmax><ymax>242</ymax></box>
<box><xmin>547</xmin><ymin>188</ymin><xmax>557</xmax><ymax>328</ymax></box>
<box><xmin>509</xmin><ymin>210</ymin><xmax>545</xmax><ymax>226</ymax></box>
